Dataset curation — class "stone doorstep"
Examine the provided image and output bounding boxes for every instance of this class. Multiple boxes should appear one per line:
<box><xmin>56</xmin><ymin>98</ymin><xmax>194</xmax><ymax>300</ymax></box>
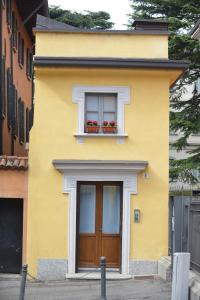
<box><xmin>66</xmin><ymin>272</ymin><xmax>132</xmax><ymax>280</ymax></box>
<box><xmin>133</xmin><ymin>275</ymin><xmax>157</xmax><ymax>280</ymax></box>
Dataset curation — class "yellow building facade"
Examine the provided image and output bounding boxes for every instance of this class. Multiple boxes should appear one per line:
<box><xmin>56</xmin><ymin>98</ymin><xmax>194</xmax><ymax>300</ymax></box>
<box><xmin>27</xmin><ymin>16</ymin><xmax>188</xmax><ymax>280</ymax></box>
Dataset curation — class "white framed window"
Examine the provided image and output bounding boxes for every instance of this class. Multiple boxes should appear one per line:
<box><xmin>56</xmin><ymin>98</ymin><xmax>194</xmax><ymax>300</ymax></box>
<box><xmin>72</xmin><ymin>85</ymin><xmax>130</xmax><ymax>143</ymax></box>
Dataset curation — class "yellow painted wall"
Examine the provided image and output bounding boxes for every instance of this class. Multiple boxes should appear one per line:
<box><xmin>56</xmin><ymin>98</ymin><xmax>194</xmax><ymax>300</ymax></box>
<box><xmin>35</xmin><ymin>32</ymin><xmax>168</xmax><ymax>59</ymax></box>
<box><xmin>27</xmin><ymin>67</ymin><xmax>170</xmax><ymax>276</ymax></box>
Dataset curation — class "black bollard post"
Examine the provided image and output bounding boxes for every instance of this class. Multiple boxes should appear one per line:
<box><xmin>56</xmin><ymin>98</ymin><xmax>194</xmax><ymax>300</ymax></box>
<box><xmin>100</xmin><ymin>256</ymin><xmax>107</xmax><ymax>300</ymax></box>
<box><xmin>19</xmin><ymin>264</ymin><xmax>28</xmax><ymax>300</ymax></box>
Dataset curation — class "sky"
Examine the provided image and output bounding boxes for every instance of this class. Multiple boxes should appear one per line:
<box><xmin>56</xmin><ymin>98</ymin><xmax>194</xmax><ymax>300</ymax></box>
<box><xmin>48</xmin><ymin>0</ymin><xmax>132</xmax><ymax>29</ymax></box>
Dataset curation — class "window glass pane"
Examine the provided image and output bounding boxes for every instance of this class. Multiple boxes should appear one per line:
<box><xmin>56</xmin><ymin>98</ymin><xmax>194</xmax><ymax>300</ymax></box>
<box><xmin>86</xmin><ymin>112</ymin><xmax>99</xmax><ymax>122</ymax></box>
<box><xmin>79</xmin><ymin>185</ymin><xmax>96</xmax><ymax>234</ymax></box>
<box><xmin>103</xmin><ymin>96</ymin><xmax>116</xmax><ymax>112</ymax></box>
<box><xmin>86</xmin><ymin>95</ymin><xmax>99</xmax><ymax>111</ymax></box>
<box><xmin>103</xmin><ymin>112</ymin><xmax>116</xmax><ymax>122</ymax></box>
<box><xmin>102</xmin><ymin>185</ymin><xmax>120</xmax><ymax>234</ymax></box>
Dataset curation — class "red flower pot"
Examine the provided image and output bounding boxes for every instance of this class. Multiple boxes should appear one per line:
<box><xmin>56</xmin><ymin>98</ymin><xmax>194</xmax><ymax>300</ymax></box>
<box><xmin>85</xmin><ymin>126</ymin><xmax>100</xmax><ymax>133</ymax></box>
<box><xmin>102</xmin><ymin>126</ymin><xmax>117</xmax><ymax>134</ymax></box>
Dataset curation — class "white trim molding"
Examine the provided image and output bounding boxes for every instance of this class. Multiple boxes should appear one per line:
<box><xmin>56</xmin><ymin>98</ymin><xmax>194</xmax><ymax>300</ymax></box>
<box><xmin>53</xmin><ymin>160</ymin><xmax>148</xmax><ymax>275</ymax></box>
<box><xmin>72</xmin><ymin>85</ymin><xmax>131</xmax><ymax>143</ymax></box>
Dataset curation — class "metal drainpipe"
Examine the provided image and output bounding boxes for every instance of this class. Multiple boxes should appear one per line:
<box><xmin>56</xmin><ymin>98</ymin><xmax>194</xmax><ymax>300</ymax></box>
<box><xmin>0</xmin><ymin>1</ymin><xmax>3</xmax><ymax>155</ymax></box>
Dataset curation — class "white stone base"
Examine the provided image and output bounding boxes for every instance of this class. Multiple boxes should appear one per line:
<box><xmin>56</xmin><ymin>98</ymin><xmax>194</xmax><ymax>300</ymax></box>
<box><xmin>129</xmin><ymin>260</ymin><xmax>158</xmax><ymax>276</ymax></box>
<box><xmin>37</xmin><ymin>259</ymin><xmax>68</xmax><ymax>280</ymax></box>
<box><xmin>158</xmin><ymin>256</ymin><xmax>172</xmax><ymax>281</ymax></box>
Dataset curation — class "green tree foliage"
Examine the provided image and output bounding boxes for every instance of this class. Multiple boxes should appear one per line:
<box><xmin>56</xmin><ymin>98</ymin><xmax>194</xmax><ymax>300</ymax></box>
<box><xmin>49</xmin><ymin>6</ymin><xmax>114</xmax><ymax>30</ymax></box>
<box><xmin>129</xmin><ymin>0</ymin><xmax>200</xmax><ymax>183</ymax></box>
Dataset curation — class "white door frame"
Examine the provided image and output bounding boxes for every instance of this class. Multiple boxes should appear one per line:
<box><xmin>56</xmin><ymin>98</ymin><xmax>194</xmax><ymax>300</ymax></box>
<box><xmin>53</xmin><ymin>160</ymin><xmax>148</xmax><ymax>274</ymax></box>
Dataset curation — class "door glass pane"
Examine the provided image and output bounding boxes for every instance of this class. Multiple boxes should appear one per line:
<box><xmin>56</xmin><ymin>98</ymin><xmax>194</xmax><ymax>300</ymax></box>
<box><xmin>79</xmin><ymin>185</ymin><xmax>96</xmax><ymax>233</ymax></box>
<box><xmin>102</xmin><ymin>185</ymin><xmax>120</xmax><ymax>234</ymax></box>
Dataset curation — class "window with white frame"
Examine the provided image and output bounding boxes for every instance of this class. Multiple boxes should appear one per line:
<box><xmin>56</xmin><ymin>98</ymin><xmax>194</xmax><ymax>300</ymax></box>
<box><xmin>85</xmin><ymin>93</ymin><xmax>117</xmax><ymax>133</ymax></box>
<box><xmin>72</xmin><ymin>85</ymin><xmax>130</xmax><ymax>140</ymax></box>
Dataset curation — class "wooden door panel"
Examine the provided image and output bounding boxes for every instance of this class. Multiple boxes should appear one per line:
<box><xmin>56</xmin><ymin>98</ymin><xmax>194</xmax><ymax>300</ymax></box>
<box><xmin>101</xmin><ymin>236</ymin><xmax>120</xmax><ymax>267</ymax></box>
<box><xmin>77</xmin><ymin>182</ymin><xmax>122</xmax><ymax>270</ymax></box>
<box><xmin>78</xmin><ymin>236</ymin><xmax>97</xmax><ymax>267</ymax></box>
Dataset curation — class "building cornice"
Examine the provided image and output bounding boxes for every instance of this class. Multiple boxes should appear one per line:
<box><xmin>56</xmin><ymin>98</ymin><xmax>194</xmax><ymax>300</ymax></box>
<box><xmin>34</xmin><ymin>57</ymin><xmax>189</xmax><ymax>70</ymax></box>
<box><xmin>33</xmin><ymin>28</ymin><xmax>169</xmax><ymax>36</ymax></box>
<box><xmin>52</xmin><ymin>160</ymin><xmax>148</xmax><ymax>173</ymax></box>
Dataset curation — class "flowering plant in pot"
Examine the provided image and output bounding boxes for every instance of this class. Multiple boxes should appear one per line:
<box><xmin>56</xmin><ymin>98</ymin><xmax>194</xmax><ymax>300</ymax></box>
<box><xmin>102</xmin><ymin>120</ymin><xmax>117</xmax><ymax>133</ymax></box>
<box><xmin>85</xmin><ymin>120</ymin><xmax>100</xmax><ymax>133</ymax></box>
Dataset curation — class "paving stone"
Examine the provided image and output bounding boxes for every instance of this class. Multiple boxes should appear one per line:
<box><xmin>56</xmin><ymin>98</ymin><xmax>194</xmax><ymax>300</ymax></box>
<box><xmin>0</xmin><ymin>277</ymin><xmax>171</xmax><ymax>300</ymax></box>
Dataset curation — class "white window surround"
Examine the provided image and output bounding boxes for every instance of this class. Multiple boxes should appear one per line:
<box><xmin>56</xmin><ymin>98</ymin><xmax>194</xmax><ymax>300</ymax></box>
<box><xmin>72</xmin><ymin>86</ymin><xmax>131</xmax><ymax>143</ymax></box>
<box><xmin>53</xmin><ymin>159</ymin><xmax>148</xmax><ymax>275</ymax></box>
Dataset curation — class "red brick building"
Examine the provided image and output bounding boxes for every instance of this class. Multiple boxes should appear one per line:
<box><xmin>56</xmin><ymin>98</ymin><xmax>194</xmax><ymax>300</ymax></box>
<box><xmin>0</xmin><ymin>0</ymin><xmax>48</xmax><ymax>273</ymax></box>
<box><xmin>0</xmin><ymin>0</ymin><xmax>48</xmax><ymax>156</ymax></box>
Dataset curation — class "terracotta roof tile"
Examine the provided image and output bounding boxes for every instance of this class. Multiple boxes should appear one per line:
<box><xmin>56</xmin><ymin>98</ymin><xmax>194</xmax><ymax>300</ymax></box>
<box><xmin>0</xmin><ymin>156</ymin><xmax>28</xmax><ymax>170</ymax></box>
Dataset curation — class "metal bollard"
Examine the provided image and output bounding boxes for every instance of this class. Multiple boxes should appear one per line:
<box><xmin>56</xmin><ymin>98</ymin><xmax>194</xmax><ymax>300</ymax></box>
<box><xmin>100</xmin><ymin>256</ymin><xmax>107</xmax><ymax>300</ymax></box>
<box><xmin>19</xmin><ymin>264</ymin><xmax>28</xmax><ymax>300</ymax></box>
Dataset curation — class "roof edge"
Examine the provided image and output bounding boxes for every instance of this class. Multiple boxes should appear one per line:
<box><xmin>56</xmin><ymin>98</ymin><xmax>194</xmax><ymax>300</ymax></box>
<box><xmin>34</xmin><ymin>57</ymin><xmax>189</xmax><ymax>70</ymax></box>
<box><xmin>33</xmin><ymin>27</ymin><xmax>169</xmax><ymax>36</ymax></box>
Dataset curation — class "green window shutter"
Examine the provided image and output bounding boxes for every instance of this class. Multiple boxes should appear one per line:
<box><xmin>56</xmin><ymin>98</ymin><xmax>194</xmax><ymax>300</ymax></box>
<box><xmin>11</xmin><ymin>12</ymin><xmax>15</xmax><ymax>45</ymax></box>
<box><xmin>29</xmin><ymin>52</ymin><xmax>33</xmax><ymax>78</ymax></box>
<box><xmin>29</xmin><ymin>107</ymin><xmax>34</xmax><ymax>130</ymax></box>
<box><xmin>6</xmin><ymin>68</ymin><xmax>11</xmax><ymax>129</ymax></box>
<box><xmin>14</xmin><ymin>89</ymin><xmax>18</xmax><ymax>137</ymax></box>
<box><xmin>10</xmin><ymin>84</ymin><xmax>15</xmax><ymax>131</ymax></box>
<box><xmin>19</xmin><ymin>100</ymin><xmax>25</xmax><ymax>144</ymax></box>
<box><xmin>18</xmin><ymin>32</ymin><xmax>21</xmax><ymax>64</ymax></box>
<box><xmin>26</xmin><ymin>108</ymin><xmax>29</xmax><ymax>143</ymax></box>
<box><xmin>26</xmin><ymin>48</ymin><xmax>29</xmax><ymax>76</ymax></box>
<box><xmin>6</xmin><ymin>0</ymin><xmax>12</xmax><ymax>26</ymax></box>
<box><xmin>21</xmin><ymin>39</ymin><xmax>24</xmax><ymax>66</ymax></box>
<box><xmin>1</xmin><ymin>56</ymin><xmax>6</xmax><ymax>117</ymax></box>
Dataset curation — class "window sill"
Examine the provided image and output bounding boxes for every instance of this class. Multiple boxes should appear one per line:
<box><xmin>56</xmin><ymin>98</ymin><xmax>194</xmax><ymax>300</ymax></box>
<box><xmin>74</xmin><ymin>133</ymin><xmax>128</xmax><ymax>144</ymax></box>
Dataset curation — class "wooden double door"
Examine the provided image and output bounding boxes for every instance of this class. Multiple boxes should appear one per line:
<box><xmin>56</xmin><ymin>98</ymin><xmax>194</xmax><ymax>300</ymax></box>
<box><xmin>76</xmin><ymin>182</ymin><xmax>122</xmax><ymax>269</ymax></box>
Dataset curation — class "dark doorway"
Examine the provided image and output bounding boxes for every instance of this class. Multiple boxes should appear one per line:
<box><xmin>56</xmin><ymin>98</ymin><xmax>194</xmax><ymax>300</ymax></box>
<box><xmin>76</xmin><ymin>182</ymin><xmax>122</xmax><ymax>269</ymax></box>
<box><xmin>0</xmin><ymin>198</ymin><xmax>23</xmax><ymax>273</ymax></box>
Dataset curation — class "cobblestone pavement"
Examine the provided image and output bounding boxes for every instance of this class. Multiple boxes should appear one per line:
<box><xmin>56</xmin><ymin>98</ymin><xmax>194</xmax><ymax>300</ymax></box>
<box><xmin>0</xmin><ymin>276</ymin><xmax>171</xmax><ymax>300</ymax></box>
